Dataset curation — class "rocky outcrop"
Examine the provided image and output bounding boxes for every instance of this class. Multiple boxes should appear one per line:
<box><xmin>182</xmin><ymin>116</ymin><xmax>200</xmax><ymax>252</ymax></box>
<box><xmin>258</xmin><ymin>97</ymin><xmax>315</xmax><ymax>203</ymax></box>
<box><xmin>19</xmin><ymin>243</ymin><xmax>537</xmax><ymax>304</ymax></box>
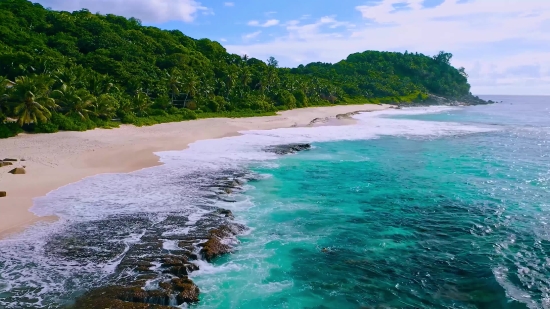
<box><xmin>53</xmin><ymin>170</ymin><xmax>255</xmax><ymax>308</ymax></box>
<box><xmin>72</xmin><ymin>285</ymin><xmax>178</xmax><ymax>308</ymax></box>
<box><xmin>265</xmin><ymin>143</ymin><xmax>311</xmax><ymax>155</ymax></box>
<box><xmin>396</xmin><ymin>93</ymin><xmax>491</xmax><ymax>108</ymax></box>
<box><xmin>8</xmin><ymin>167</ymin><xmax>25</xmax><ymax>174</ymax></box>
<box><xmin>199</xmin><ymin>224</ymin><xmax>245</xmax><ymax>262</ymax></box>
<box><xmin>216</xmin><ymin>208</ymin><xmax>234</xmax><ymax>219</ymax></box>
<box><xmin>0</xmin><ymin>162</ymin><xmax>13</xmax><ymax>167</ymax></box>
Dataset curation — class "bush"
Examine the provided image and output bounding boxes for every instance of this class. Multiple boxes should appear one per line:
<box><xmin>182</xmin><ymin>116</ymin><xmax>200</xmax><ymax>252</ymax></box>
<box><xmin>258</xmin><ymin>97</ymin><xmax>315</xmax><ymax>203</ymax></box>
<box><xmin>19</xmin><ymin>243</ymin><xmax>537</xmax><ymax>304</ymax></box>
<box><xmin>50</xmin><ymin>113</ymin><xmax>92</xmax><ymax>131</ymax></box>
<box><xmin>93</xmin><ymin>118</ymin><xmax>120</xmax><ymax>129</ymax></box>
<box><xmin>34</xmin><ymin>121</ymin><xmax>59</xmax><ymax>133</ymax></box>
<box><xmin>120</xmin><ymin>113</ymin><xmax>137</xmax><ymax>124</ymax></box>
<box><xmin>293</xmin><ymin>90</ymin><xmax>308</xmax><ymax>107</ymax></box>
<box><xmin>274</xmin><ymin>90</ymin><xmax>297</xmax><ymax>109</ymax></box>
<box><xmin>0</xmin><ymin>122</ymin><xmax>22</xmax><ymax>138</ymax></box>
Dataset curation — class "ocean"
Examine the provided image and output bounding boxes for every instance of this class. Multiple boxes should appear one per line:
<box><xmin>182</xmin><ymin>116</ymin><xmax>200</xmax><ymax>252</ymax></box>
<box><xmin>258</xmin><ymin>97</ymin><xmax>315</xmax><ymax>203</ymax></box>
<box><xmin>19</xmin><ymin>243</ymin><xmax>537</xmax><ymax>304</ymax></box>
<box><xmin>0</xmin><ymin>95</ymin><xmax>549</xmax><ymax>308</ymax></box>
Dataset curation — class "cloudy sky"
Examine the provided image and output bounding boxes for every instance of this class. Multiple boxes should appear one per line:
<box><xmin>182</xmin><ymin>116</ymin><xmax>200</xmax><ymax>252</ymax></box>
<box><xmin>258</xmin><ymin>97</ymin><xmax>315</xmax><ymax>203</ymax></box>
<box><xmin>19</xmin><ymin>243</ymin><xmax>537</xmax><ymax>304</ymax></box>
<box><xmin>35</xmin><ymin>0</ymin><xmax>550</xmax><ymax>95</ymax></box>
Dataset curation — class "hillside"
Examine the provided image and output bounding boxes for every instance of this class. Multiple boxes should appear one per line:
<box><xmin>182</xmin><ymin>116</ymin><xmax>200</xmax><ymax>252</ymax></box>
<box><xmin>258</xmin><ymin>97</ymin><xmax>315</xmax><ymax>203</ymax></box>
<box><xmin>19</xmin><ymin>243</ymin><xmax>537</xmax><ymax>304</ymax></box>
<box><xmin>0</xmin><ymin>0</ymin><xmax>482</xmax><ymax>138</ymax></box>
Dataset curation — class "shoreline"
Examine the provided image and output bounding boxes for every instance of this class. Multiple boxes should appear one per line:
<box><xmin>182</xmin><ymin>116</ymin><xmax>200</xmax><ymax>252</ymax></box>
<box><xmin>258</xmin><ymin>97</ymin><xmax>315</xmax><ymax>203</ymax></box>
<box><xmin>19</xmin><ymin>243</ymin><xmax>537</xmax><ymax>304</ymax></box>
<box><xmin>0</xmin><ymin>103</ymin><xmax>389</xmax><ymax>239</ymax></box>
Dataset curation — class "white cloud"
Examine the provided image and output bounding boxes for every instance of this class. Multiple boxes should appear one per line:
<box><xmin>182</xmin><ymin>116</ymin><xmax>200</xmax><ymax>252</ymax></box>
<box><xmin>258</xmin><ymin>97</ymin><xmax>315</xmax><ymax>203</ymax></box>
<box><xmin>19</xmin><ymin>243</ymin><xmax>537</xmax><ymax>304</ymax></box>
<box><xmin>224</xmin><ymin>2</ymin><xmax>234</xmax><ymax>7</ymax></box>
<box><xmin>220</xmin><ymin>38</ymin><xmax>228</xmax><ymax>42</ymax></box>
<box><xmin>227</xmin><ymin>0</ymin><xmax>550</xmax><ymax>94</ymax></box>
<box><xmin>242</xmin><ymin>30</ymin><xmax>262</xmax><ymax>41</ymax></box>
<box><xmin>35</xmin><ymin>0</ymin><xmax>209</xmax><ymax>23</ymax></box>
<box><xmin>247</xmin><ymin>19</ymin><xmax>280</xmax><ymax>27</ymax></box>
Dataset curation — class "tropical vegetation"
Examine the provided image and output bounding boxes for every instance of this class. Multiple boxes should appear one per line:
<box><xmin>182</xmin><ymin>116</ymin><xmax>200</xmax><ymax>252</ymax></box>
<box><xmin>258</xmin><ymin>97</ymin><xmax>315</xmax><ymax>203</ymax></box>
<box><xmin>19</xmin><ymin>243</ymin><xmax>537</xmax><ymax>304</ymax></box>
<box><xmin>0</xmin><ymin>0</ymin><xmax>477</xmax><ymax>138</ymax></box>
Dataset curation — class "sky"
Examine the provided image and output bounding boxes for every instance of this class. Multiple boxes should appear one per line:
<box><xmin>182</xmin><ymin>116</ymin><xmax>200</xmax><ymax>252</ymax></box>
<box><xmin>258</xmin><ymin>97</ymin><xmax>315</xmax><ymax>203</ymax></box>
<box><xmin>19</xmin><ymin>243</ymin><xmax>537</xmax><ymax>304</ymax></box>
<box><xmin>34</xmin><ymin>0</ymin><xmax>550</xmax><ymax>95</ymax></box>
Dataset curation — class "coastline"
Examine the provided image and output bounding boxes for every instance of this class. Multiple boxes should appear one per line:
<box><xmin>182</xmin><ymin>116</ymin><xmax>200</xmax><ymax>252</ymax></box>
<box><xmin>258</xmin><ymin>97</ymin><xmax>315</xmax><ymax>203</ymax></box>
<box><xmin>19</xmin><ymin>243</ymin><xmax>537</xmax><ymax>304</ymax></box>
<box><xmin>0</xmin><ymin>103</ymin><xmax>389</xmax><ymax>239</ymax></box>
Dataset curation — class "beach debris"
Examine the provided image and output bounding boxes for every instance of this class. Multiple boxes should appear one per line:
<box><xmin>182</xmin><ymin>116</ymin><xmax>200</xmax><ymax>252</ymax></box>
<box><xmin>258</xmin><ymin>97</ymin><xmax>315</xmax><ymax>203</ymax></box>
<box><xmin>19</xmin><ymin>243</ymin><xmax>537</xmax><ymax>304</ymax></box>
<box><xmin>0</xmin><ymin>191</ymin><xmax>6</xmax><ymax>197</ymax></box>
<box><xmin>8</xmin><ymin>167</ymin><xmax>25</xmax><ymax>174</ymax></box>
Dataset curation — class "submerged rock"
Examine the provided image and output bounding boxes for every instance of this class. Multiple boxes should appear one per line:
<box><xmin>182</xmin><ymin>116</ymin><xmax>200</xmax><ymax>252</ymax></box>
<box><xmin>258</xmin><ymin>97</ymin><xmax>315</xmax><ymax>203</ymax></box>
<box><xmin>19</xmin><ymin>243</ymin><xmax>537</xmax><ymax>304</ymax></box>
<box><xmin>265</xmin><ymin>143</ymin><xmax>311</xmax><ymax>155</ymax></box>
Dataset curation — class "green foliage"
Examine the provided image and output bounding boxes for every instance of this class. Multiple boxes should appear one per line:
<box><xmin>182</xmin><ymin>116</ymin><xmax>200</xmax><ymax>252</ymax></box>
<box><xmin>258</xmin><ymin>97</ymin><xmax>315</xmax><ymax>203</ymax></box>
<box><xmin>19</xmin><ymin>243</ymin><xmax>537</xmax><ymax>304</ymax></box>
<box><xmin>34</xmin><ymin>121</ymin><xmax>59</xmax><ymax>133</ymax></box>
<box><xmin>0</xmin><ymin>122</ymin><xmax>22</xmax><ymax>138</ymax></box>
<box><xmin>0</xmin><ymin>0</ymin><xmax>476</xmax><ymax>138</ymax></box>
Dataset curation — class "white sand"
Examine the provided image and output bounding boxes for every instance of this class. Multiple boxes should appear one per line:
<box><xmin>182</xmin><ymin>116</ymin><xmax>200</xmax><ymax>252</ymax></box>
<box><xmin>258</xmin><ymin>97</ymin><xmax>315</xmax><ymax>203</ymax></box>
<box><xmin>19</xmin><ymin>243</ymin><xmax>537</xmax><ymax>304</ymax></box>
<box><xmin>0</xmin><ymin>104</ymin><xmax>388</xmax><ymax>238</ymax></box>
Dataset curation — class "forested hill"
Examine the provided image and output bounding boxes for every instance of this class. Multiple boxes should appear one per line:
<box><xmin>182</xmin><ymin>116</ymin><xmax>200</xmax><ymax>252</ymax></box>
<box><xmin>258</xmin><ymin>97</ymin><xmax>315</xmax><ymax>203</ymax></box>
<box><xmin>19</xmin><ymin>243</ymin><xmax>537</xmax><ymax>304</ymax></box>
<box><xmin>0</xmin><ymin>0</ymin><xmax>482</xmax><ymax>138</ymax></box>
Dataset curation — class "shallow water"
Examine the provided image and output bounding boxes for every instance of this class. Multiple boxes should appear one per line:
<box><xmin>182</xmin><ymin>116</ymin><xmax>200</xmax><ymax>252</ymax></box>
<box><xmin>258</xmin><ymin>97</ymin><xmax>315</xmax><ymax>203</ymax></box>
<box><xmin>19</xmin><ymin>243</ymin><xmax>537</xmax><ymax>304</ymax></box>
<box><xmin>0</xmin><ymin>96</ymin><xmax>548</xmax><ymax>308</ymax></box>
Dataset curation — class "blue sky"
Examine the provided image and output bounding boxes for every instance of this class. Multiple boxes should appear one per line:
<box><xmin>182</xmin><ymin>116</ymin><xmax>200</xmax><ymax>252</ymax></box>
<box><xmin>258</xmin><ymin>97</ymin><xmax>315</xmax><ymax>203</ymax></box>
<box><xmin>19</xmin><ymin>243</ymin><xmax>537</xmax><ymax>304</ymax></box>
<box><xmin>35</xmin><ymin>0</ymin><xmax>550</xmax><ymax>95</ymax></box>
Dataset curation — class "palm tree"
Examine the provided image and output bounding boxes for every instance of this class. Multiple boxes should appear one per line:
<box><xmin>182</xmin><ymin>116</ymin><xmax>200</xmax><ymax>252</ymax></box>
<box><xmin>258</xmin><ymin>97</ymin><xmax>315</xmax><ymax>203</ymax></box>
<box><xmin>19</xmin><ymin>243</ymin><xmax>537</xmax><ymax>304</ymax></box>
<box><xmin>182</xmin><ymin>72</ymin><xmax>199</xmax><ymax>107</ymax></box>
<box><xmin>87</xmin><ymin>73</ymin><xmax>118</xmax><ymax>97</ymax></box>
<box><xmin>132</xmin><ymin>90</ymin><xmax>151</xmax><ymax>116</ymax></box>
<box><xmin>52</xmin><ymin>84</ymin><xmax>96</xmax><ymax>120</ymax></box>
<box><xmin>93</xmin><ymin>93</ymin><xmax>118</xmax><ymax>119</ymax></box>
<box><xmin>10</xmin><ymin>75</ymin><xmax>56</xmax><ymax>125</ymax></box>
<box><xmin>166</xmin><ymin>68</ymin><xmax>182</xmax><ymax>105</ymax></box>
<box><xmin>0</xmin><ymin>77</ymin><xmax>9</xmax><ymax>122</ymax></box>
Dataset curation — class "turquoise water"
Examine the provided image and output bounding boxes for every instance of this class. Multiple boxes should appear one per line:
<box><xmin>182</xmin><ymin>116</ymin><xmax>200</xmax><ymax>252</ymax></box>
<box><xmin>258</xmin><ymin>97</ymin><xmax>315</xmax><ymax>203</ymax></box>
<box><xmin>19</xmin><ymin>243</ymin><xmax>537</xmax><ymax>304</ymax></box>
<box><xmin>192</xmin><ymin>96</ymin><xmax>550</xmax><ymax>309</ymax></box>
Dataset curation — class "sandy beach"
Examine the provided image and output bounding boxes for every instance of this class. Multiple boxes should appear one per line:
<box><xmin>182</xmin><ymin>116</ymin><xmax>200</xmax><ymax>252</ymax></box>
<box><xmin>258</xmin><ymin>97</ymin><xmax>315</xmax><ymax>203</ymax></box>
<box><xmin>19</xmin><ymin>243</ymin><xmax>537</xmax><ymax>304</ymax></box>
<box><xmin>0</xmin><ymin>104</ymin><xmax>388</xmax><ymax>239</ymax></box>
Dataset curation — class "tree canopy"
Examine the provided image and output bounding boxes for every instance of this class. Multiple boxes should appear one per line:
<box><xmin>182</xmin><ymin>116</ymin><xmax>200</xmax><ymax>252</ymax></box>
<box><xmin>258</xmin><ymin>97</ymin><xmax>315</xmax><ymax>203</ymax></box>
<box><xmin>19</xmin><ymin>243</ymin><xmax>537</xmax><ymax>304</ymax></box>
<box><xmin>0</xmin><ymin>0</ymin><xmax>475</xmax><ymax>138</ymax></box>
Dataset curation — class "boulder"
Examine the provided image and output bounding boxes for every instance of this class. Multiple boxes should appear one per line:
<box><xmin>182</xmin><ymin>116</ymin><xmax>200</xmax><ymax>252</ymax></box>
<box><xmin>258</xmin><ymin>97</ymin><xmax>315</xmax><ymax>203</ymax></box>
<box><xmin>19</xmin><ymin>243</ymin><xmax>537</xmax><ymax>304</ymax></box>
<box><xmin>9</xmin><ymin>168</ymin><xmax>25</xmax><ymax>174</ymax></box>
<box><xmin>2</xmin><ymin>162</ymin><xmax>13</xmax><ymax>166</ymax></box>
<box><xmin>198</xmin><ymin>225</ymin><xmax>244</xmax><ymax>261</ymax></box>
<box><xmin>217</xmin><ymin>208</ymin><xmax>234</xmax><ymax>219</ymax></box>
<box><xmin>0</xmin><ymin>191</ymin><xmax>6</xmax><ymax>197</ymax></box>
<box><xmin>172</xmin><ymin>278</ymin><xmax>200</xmax><ymax>303</ymax></box>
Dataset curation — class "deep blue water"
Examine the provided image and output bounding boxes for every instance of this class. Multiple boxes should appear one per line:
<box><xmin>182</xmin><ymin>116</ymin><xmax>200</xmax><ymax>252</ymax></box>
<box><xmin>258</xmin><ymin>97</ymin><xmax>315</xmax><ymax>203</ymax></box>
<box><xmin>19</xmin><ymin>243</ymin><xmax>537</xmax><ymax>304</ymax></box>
<box><xmin>192</xmin><ymin>96</ymin><xmax>550</xmax><ymax>309</ymax></box>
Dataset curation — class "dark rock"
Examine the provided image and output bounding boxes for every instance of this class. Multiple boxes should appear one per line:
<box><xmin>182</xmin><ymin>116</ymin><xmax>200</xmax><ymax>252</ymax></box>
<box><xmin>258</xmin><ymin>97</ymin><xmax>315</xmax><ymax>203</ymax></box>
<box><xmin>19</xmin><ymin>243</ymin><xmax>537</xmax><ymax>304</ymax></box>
<box><xmin>3</xmin><ymin>158</ymin><xmax>17</xmax><ymax>162</ymax></box>
<box><xmin>136</xmin><ymin>265</ymin><xmax>151</xmax><ymax>272</ymax></box>
<box><xmin>165</xmin><ymin>266</ymin><xmax>188</xmax><ymax>276</ymax></box>
<box><xmin>217</xmin><ymin>208</ymin><xmax>234</xmax><ymax>219</ymax></box>
<box><xmin>161</xmin><ymin>257</ymin><xmax>186</xmax><ymax>267</ymax></box>
<box><xmin>199</xmin><ymin>224</ymin><xmax>246</xmax><ymax>261</ymax></box>
<box><xmin>0</xmin><ymin>191</ymin><xmax>6</xmax><ymax>197</ymax></box>
<box><xmin>8</xmin><ymin>167</ymin><xmax>25</xmax><ymax>174</ymax></box>
<box><xmin>172</xmin><ymin>278</ymin><xmax>200</xmax><ymax>303</ymax></box>
<box><xmin>71</xmin><ymin>286</ymin><xmax>174</xmax><ymax>308</ymax></box>
<box><xmin>200</xmin><ymin>235</ymin><xmax>230</xmax><ymax>262</ymax></box>
<box><xmin>265</xmin><ymin>143</ymin><xmax>311</xmax><ymax>155</ymax></box>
